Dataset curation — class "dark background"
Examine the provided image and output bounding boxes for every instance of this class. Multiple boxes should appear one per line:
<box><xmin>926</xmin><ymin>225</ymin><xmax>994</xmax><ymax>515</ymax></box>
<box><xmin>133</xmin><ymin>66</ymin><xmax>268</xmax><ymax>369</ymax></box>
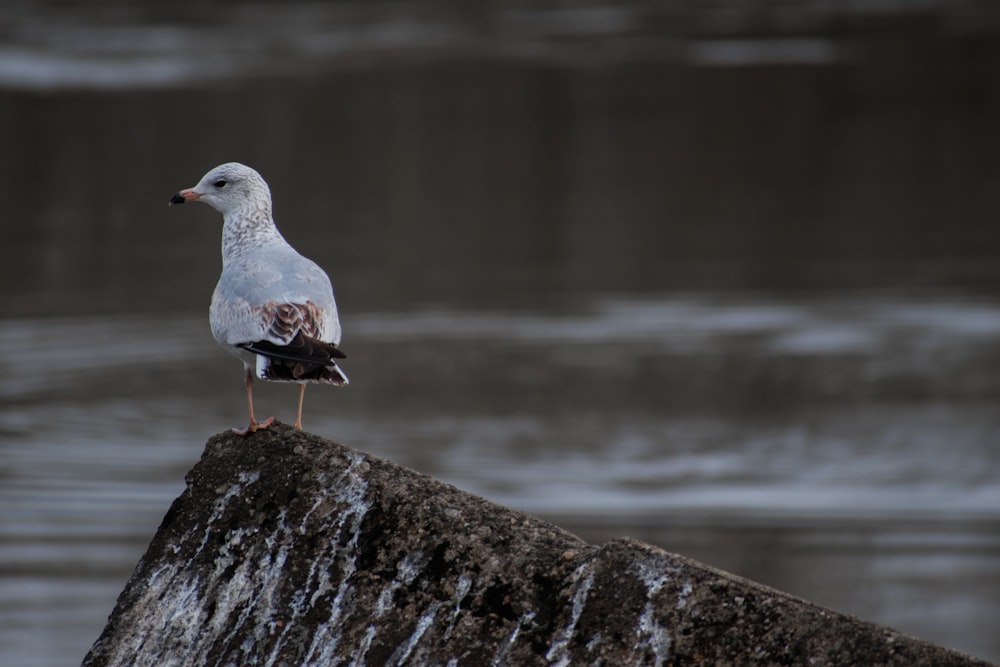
<box><xmin>1</xmin><ymin>2</ymin><xmax>1000</xmax><ymax>665</ymax></box>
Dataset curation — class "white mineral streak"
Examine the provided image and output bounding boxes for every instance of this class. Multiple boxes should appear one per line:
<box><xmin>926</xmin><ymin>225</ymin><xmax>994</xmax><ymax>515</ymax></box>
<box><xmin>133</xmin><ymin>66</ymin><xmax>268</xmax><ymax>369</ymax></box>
<box><xmin>491</xmin><ymin>611</ymin><xmax>537</xmax><ymax>667</ymax></box>
<box><xmin>377</xmin><ymin>550</ymin><xmax>428</xmax><ymax>616</ymax></box>
<box><xmin>98</xmin><ymin>455</ymin><xmax>374</xmax><ymax>667</ymax></box>
<box><xmin>102</xmin><ymin>470</ymin><xmax>262</xmax><ymax>666</ymax></box>
<box><xmin>347</xmin><ymin>549</ymin><xmax>430</xmax><ymax>665</ymax></box>
<box><xmin>630</xmin><ymin>560</ymin><xmax>675</xmax><ymax>667</ymax></box>
<box><xmin>214</xmin><ymin>525</ymin><xmax>290</xmax><ymax>660</ymax></box>
<box><xmin>149</xmin><ymin>571</ymin><xmax>207</xmax><ymax>659</ymax></box>
<box><xmin>287</xmin><ymin>452</ymin><xmax>371</xmax><ymax>666</ymax></box>
<box><xmin>373</xmin><ymin>583</ymin><xmax>400</xmax><ymax>619</ymax></box>
<box><xmin>441</xmin><ymin>574</ymin><xmax>474</xmax><ymax>640</ymax></box>
<box><xmin>348</xmin><ymin>626</ymin><xmax>378</xmax><ymax>667</ymax></box>
<box><xmin>389</xmin><ymin>603</ymin><xmax>440</xmax><ymax>665</ymax></box>
<box><xmin>544</xmin><ymin>560</ymin><xmax>596</xmax><ymax>667</ymax></box>
<box><xmin>194</xmin><ymin>470</ymin><xmax>261</xmax><ymax>557</ymax></box>
<box><xmin>676</xmin><ymin>580</ymin><xmax>694</xmax><ymax>609</ymax></box>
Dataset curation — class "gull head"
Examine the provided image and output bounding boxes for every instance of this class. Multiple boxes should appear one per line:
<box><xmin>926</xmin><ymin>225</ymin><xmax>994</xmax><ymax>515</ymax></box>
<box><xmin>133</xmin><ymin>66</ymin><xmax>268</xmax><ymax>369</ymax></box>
<box><xmin>169</xmin><ymin>162</ymin><xmax>272</xmax><ymax>216</ymax></box>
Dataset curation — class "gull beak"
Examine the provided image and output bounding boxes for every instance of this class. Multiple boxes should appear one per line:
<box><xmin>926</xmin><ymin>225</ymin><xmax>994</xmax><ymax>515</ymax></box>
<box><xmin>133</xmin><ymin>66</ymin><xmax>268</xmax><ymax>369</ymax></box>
<box><xmin>169</xmin><ymin>188</ymin><xmax>201</xmax><ymax>205</ymax></box>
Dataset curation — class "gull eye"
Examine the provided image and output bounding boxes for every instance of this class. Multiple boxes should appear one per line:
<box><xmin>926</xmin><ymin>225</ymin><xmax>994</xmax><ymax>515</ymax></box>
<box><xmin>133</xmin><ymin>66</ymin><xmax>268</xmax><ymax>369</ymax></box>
<box><xmin>214</xmin><ymin>180</ymin><xmax>227</xmax><ymax>188</ymax></box>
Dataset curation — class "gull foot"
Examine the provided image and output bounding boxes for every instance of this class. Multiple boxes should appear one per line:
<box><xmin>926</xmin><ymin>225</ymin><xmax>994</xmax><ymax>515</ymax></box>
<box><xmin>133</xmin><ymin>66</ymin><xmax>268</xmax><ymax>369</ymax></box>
<box><xmin>232</xmin><ymin>416</ymin><xmax>275</xmax><ymax>435</ymax></box>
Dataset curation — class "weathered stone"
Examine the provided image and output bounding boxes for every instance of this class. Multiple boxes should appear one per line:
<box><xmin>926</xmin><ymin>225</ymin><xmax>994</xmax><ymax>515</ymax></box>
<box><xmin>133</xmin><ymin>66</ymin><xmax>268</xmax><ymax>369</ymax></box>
<box><xmin>83</xmin><ymin>424</ymin><xmax>990</xmax><ymax>666</ymax></box>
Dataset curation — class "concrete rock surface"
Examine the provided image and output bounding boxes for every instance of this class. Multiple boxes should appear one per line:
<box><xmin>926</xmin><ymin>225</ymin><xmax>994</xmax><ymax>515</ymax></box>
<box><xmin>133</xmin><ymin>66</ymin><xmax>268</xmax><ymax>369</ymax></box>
<box><xmin>83</xmin><ymin>423</ymin><xmax>991</xmax><ymax>666</ymax></box>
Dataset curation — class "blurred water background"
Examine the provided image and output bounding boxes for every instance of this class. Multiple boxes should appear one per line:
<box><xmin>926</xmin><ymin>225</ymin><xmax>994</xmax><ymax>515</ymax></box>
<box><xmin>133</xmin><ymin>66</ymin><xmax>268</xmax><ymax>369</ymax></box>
<box><xmin>2</xmin><ymin>1</ymin><xmax>1000</xmax><ymax>665</ymax></box>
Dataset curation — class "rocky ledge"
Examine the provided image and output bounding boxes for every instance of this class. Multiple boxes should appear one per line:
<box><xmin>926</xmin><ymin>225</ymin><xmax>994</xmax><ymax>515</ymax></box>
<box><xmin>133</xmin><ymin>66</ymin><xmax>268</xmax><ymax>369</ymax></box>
<box><xmin>83</xmin><ymin>423</ymin><xmax>989</xmax><ymax>666</ymax></box>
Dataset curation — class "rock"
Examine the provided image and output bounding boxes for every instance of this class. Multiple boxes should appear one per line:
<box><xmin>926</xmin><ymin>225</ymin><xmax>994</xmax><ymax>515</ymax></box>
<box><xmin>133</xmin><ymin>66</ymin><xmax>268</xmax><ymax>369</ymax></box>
<box><xmin>83</xmin><ymin>423</ymin><xmax>989</xmax><ymax>666</ymax></box>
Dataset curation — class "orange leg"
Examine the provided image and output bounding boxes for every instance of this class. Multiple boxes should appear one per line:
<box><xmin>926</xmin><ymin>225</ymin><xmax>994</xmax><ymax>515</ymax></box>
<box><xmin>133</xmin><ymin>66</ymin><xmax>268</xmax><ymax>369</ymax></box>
<box><xmin>233</xmin><ymin>370</ymin><xmax>274</xmax><ymax>435</ymax></box>
<box><xmin>295</xmin><ymin>383</ymin><xmax>307</xmax><ymax>430</ymax></box>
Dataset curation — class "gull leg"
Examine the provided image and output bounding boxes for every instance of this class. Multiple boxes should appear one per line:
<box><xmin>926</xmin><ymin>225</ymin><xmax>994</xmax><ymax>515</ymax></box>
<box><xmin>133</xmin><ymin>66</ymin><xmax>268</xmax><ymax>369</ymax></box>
<box><xmin>295</xmin><ymin>383</ymin><xmax>307</xmax><ymax>430</ymax></box>
<box><xmin>233</xmin><ymin>370</ymin><xmax>274</xmax><ymax>435</ymax></box>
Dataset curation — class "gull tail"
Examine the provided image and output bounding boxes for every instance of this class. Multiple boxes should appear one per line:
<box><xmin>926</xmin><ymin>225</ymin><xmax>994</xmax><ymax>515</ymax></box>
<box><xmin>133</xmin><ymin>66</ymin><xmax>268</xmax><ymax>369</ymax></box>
<box><xmin>239</xmin><ymin>334</ymin><xmax>349</xmax><ymax>385</ymax></box>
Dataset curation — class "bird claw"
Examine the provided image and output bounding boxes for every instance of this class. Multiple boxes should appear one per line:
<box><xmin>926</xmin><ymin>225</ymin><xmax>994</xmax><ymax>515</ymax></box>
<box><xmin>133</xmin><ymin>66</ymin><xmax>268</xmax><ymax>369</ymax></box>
<box><xmin>232</xmin><ymin>416</ymin><xmax>275</xmax><ymax>436</ymax></box>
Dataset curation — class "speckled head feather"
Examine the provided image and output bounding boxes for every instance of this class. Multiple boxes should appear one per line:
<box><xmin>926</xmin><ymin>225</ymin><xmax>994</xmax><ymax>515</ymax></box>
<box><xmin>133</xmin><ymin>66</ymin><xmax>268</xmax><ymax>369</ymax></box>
<box><xmin>171</xmin><ymin>162</ymin><xmax>286</xmax><ymax>264</ymax></box>
<box><xmin>180</xmin><ymin>162</ymin><xmax>272</xmax><ymax>217</ymax></box>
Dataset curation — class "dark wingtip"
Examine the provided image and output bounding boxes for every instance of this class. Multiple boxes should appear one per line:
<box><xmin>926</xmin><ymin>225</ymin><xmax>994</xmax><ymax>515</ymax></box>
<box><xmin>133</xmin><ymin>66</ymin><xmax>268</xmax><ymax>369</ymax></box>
<box><xmin>169</xmin><ymin>192</ymin><xmax>186</xmax><ymax>205</ymax></box>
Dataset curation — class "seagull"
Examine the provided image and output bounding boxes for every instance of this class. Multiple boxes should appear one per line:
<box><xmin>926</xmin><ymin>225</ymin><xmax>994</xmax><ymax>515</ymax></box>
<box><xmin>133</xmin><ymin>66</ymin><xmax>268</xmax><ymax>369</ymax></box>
<box><xmin>169</xmin><ymin>162</ymin><xmax>348</xmax><ymax>435</ymax></box>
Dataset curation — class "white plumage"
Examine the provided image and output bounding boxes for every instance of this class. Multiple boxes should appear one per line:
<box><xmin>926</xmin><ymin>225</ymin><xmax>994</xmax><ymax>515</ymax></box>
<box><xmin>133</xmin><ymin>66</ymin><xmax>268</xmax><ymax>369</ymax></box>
<box><xmin>170</xmin><ymin>162</ymin><xmax>347</xmax><ymax>434</ymax></box>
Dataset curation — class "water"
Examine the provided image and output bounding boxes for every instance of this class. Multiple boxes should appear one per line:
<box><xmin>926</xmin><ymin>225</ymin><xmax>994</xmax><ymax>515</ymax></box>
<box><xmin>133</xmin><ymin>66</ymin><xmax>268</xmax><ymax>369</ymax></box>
<box><xmin>2</xmin><ymin>3</ymin><xmax>1000</xmax><ymax>665</ymax></box>
<box><xmin>4</xmin><ymin>296</ymin><xmax>999</xmax><ymax>665</ymax></box>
